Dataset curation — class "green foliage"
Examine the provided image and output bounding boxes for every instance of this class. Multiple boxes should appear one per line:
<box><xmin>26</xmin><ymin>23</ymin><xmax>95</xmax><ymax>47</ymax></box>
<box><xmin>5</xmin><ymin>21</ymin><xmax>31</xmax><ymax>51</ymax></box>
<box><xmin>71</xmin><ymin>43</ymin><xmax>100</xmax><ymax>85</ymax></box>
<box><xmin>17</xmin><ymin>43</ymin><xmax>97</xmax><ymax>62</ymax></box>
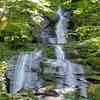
<box><xmin>63</xmin><ymin>92</ymin><xmax>75</xmax><ymax>100</ymax></box>
<box><xmin>72</xmin><ymin>1</ymin><xmax>100</xmax><ymax>97</ymax></box>
<box><xmin>76</xmin><ymin>26</ymin><xmax>100</xmax><ymax>40</ymax></box>
<box><xmin>4</xmin><ymin>36</ymin><xmax>31</xmax><ymax>49</ymax></box>
<box><xmin>64</xmin><ymin>41</ymin><xmax>79</xmax><ymax>47</ymax></box>
<box><xmin>86</xmin><ymin>57</ymin><xmax>100</xmax><ymax>66</ymax></box>
<box><xmin>88</xmin><ymin>84</ymin><xmax>100</xmax><ymax>100</ymax></box>
<box><xmin>0</xmin><ymin>93</ymin><xmax>10</xmax><ymax>100</ymax></box>
<box><xmin>0</xmin><ymin>0</ymin><xmax>100</xmax><ymax>99</ymax></box>
<box><xmin>0</xmin><ymin>61</ymin><xmax>6</xmax><ymax>75</ymax></box>
<box><xmin>73</xmin><ymin>0</ymin><xmax>99</xmax><ymax>14</ymax></box>
<box><xmin>40</xmin><ymin>73</ymin><xmax>57</xmax><ymax>86</ymax></box>
<box><xmin>43</xmin><ymin>45</ymin><xmax>55</xmax><ymax>59</ymax></box>
<box><xmin>0</xmin><ymin>43</ymin><xmax>12</xmax><ymax>60</ymax></box>
<box><xmin>83</xmin><ymin>65</ymin><xmax>94</xmax><ymax>76</ymax></box>
<box><xmin>0</xmin><ymin>0</ymin><xmax>48</xmax><ymax>47</ymax></box>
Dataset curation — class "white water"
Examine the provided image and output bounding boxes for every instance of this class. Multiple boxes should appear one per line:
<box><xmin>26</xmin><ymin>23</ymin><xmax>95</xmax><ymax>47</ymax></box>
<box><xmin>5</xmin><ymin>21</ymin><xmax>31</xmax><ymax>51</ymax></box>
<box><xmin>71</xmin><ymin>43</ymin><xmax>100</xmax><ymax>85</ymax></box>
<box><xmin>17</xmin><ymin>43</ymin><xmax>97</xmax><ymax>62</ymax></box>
<box><xmin>56</xmin><ymin>8</ymin><xmax>69</xmax><ymax>44</ymax></box>
<box><xmin>55</xmin><ymin>45</ymin><xmax>65</xmax><ymax>60</ymax></box>
<box><xmin>55</xmin><ymin>45</ymin><xmax>77</xmax><ymax>88</ymax></box>
<box><xmin>10</xmin><ymin>53</ymin><xmax>27</xmax><ymax>93</ymax></box>
<box><xmin>55</xmin><ymin>7</ymin><xmax>88</xmax><ymax>99</ymax></box>
<box><xmin>55</xmin><ymin>8</ymin><xmax>77</xmax><ymax>88</ymax></box>
<box><xmin>10</xmin><ymin>50</ymin><xmax>42</xmax><ymax>93</ymax></box>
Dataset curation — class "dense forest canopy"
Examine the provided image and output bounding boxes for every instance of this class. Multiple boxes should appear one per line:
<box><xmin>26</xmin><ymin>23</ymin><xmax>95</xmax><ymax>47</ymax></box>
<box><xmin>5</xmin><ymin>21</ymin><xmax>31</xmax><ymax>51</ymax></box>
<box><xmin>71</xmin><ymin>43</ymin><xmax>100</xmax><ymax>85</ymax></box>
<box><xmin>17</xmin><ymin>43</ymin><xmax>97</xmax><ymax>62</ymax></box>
<box><xmin>0</xmin><ymin>0</ymin><xmax>100</xmax><ymax>99</ymax></box>
<box><xmin>0</xmin><ymin>0</ymin><xmax>99</xmax><ymax>53</ymax></box>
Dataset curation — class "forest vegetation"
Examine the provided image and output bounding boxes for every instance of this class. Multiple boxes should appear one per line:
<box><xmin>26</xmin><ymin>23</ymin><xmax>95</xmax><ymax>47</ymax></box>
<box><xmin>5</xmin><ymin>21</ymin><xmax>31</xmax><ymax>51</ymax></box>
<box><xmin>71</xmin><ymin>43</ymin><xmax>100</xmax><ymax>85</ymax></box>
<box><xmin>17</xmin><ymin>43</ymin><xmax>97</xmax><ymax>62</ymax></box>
<box><xmin>0</xmin><ymin>0</ymin><xmax>100</xmax><ymax>99</ymax></box>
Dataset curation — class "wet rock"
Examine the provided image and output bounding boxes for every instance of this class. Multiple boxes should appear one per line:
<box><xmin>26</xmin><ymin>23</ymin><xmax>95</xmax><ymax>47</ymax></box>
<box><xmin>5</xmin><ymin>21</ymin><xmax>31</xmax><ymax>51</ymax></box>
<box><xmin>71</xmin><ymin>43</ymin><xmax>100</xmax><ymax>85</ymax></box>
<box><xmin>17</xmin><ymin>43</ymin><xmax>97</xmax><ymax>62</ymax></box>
<box><xmin>21</xmin><ymin>93</ymin><xmax>28</xmax><ymax>97</ymax></box>
<box><xmin>34</xmin><ymin>90</ymin><xmax>59</xmax><ymax>97</ymax></box>
<box><xmin>86</xmin><ymin>77</ymin><xmax>100</xmax><ymax>84</ymax></box>
<box><xmin>55</xmin><ymin>88</ymin><xmax>75</xmax><ymax>94</ymax></box>
<box><xmin>41</xmin><ymin>96</ymin><xmax>63</xmax><ymax>100</ymax></box>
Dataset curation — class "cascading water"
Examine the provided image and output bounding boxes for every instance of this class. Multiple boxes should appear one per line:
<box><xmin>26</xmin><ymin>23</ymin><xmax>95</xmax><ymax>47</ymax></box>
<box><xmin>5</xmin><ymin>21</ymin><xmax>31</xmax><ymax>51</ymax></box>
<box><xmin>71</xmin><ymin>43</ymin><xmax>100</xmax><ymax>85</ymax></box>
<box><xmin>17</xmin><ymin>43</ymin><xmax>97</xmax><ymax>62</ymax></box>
<box><xmin>56</xmin><ymin>8</ymin><xmax>69</xmax><ymax>44</ymax></box>
<box><xmin>6</xmin><ymin>7</ymin><xmax>88</xmax><ymax>100</ymax></box>
<box><xmin>55</xmin><ymin>8</ymin><xmax>77</xmax><ymax>88</ymax></box>
<box><xmin>55</xmin><ymin>45</ymin><xmax>65</xmax><ymax>61</ymax></box>
<box><xmin>11</xmin><ymin>53</ymin><xmax>27</xmax><ymax>93</ymax></box>
<box><xmin>7</xmin><ymin>50</ymin><xmax>42</xmax><ymax>93</ymax></box>
<box><xmin>54</xmin><ymin>7</ymin><xmax>88</xmax><ymax>99</ymax></box>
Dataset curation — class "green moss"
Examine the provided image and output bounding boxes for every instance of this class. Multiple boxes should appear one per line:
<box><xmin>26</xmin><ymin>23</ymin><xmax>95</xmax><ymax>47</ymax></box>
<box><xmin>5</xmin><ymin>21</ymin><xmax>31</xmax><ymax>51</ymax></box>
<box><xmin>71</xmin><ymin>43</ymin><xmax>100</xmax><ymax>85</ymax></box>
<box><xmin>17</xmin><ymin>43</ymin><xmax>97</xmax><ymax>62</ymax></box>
<box><xmin>73</xmin><ymin>58</ymin><xmax>84</xmax><ymax>64</ymax></box>
<box><xmin>95</xmin><ymin>66</ymin><xmax>100</xmax><ymax>70</ymax></box>
<box><xmin>0</xmin><ymin>93</ymin><xmax>10</xmax><ymax>100</ymax></box>
<box><xmin>86</xmin><ymin>57</ymin><xmax>100</xmax><ymax>66</ymax></box>
<box><xmin>84</xmin><ymin>65</ymin><xmax>94</xmax><ymax>76</ymax></box>
<box><xmin>88</xmin><ymin>84</ymin><xmax>100</xmax><ymax>100</ymax></box>
<box><xmin>63</xmin><ymin>92</ymin><xmax>75</xmax><ymax>100</ymax></box>
<box><xmin>40</xmin><ymin>73</ymin><xmax>57</xmax><ymax>87</ymax></box>
<box><xmin>90</xmin><ymin>76</ymin><xmax>100</xmax><ymax>81</ymax></box>
<box><xmin>64</xmin><ymin>42</ymin><xmax>79</xmax><ymax>48</ymax></box>
<box><xmin>0</xmin><ymin>91</ymin><xmax>36</xmax><ymax>100</ymax></box>
<box><xmin>43</xmin><ymin>45</ymin><xmax>55</xmax><ymax>59</ymax></box>
<box><xmin>0</xmin><ymin>43</ymin><xmax>13</xmax><ymax>60</ymax></box>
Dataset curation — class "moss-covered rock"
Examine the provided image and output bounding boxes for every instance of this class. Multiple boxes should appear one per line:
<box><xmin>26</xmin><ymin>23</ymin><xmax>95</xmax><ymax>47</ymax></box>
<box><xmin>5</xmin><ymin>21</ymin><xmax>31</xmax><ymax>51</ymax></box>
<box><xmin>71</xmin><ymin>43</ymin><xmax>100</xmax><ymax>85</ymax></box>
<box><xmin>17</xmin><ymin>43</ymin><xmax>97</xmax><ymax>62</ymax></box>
<box><xmin>63</xmin><ymin>92</ymin><xmax>75</xmax><ymax>100</ymax></box>
<box><xmin>86</xmin><ymin>57</ymin><xmax>100</xmax><ymax>66</ymax></box>
<box><xmin>40</xmin><ymin>73</ymin><xmax>58</xmax><ymax>87</ymax></box>
<box><xmin>0</xmin><ymin>92</ymin><xmax>10</xmax><ymax>100</ymax></box>
<box><xmin>88</xmin><ymin>84</ymin><xmax>100</xmax><ymax>100</ymax></box>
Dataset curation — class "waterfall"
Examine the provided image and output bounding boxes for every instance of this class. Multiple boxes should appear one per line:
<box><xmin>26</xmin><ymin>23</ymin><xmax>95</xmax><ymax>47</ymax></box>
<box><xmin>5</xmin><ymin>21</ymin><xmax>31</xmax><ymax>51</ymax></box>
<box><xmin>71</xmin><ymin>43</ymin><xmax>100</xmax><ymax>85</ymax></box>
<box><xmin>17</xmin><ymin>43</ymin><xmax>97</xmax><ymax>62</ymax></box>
<box><xmin>56</xmin><ymin>8</ymin><xmax>69</xmax><ymax>44</ymax></box>
<box><xmin>55</xmin><ymin>45</ymin><xmax>65</xmax><ymax>60</ymax></box>
<box><xmin>55</xmin><ymin>7</ymin><xmax>88</xmax><ymax>99</ymax></box>
<box><xmin>10</xmin><ymin>53</ymin><xmax>27</xmax><ymax>93</ymax></box>
<box><xmin>8</xmin><ymin>50</ymin><xmax>42</xmax><ymax>93</ymax></box>
<box><xmin>55</xmin><ymin>8</ymin><xmax>76</xmax><ymax>88</ymax></box>
<box><xmin>7</xmin><ymin>7</ymin><xmax>88</xmax><ymax>100</ymax></box>
<box><xmin>55</xmin><ymin>46</ymin><xmax>77</xmax><ymax>88</ymax></box>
